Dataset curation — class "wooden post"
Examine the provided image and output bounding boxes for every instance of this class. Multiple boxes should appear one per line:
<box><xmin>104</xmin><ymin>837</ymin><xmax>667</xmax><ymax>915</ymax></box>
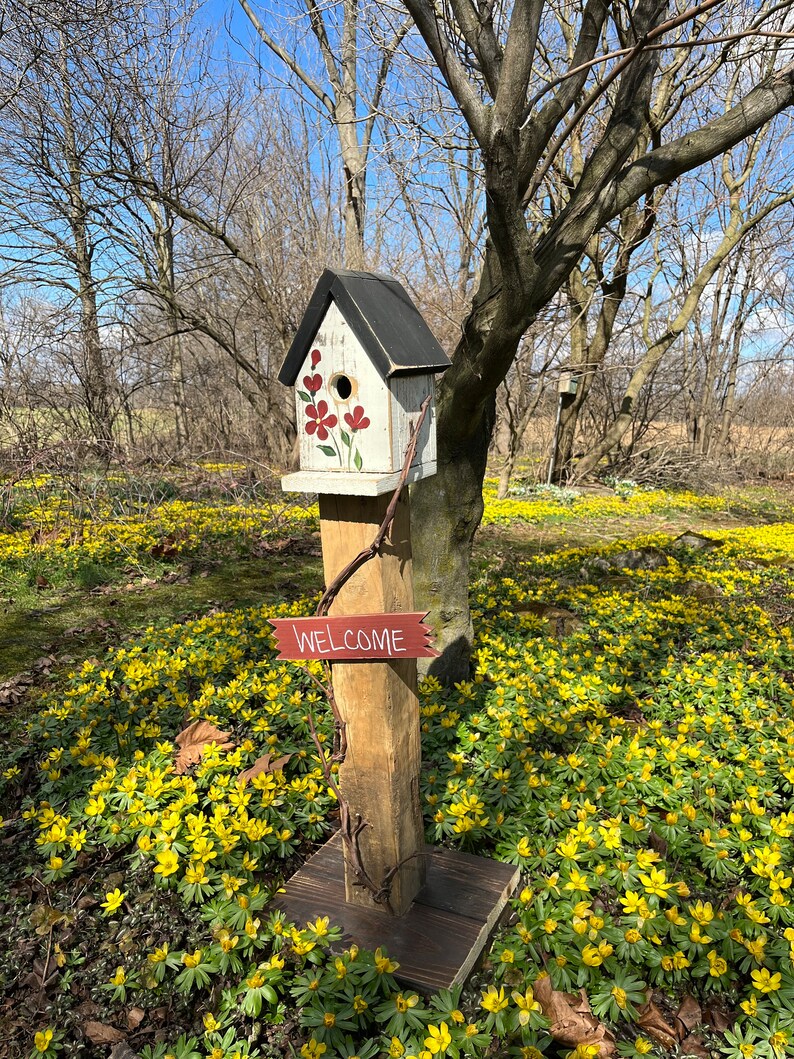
<box><xmin>318</xmin><ymin>490</ymin><xmax>425</xmax><ymax>915</ymax></box>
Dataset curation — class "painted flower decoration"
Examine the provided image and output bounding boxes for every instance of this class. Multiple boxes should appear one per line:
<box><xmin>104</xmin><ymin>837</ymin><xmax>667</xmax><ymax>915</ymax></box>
<box><xmin>305</xmin><ymin>400</ymin><xmax>338</xmax><ymax>441</ymax></box>
<box><xmin>344</xmin><ymin>405</ymin><xmax>370</xmax><ymax>432</ymax></box>
<box><xmin>311</xmin><ymin>348</ymin><xmax>321</xmax><ymax>368</ymax></box>
<box><xmin>303</xmin><ymin>373</ymin><xmax>322</xmax><ymax>392</ymax></box>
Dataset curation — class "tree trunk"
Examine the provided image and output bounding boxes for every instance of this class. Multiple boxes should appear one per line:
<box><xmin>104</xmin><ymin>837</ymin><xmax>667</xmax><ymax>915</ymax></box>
<box><xmin>412</xmin><ymin>393</ymin><xmax>493</xmax><ymax>682</ymax></box>
<box><xmin>59</xmin><ymin>32</ymin><xmax>115</xmax><ymax>456</ymax></box>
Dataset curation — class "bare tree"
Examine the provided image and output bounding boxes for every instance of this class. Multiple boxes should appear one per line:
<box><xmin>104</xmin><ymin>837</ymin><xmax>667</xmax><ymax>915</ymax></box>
<box><xmin>237</xmin><ymin>0</ymin><xmax>409</xmax><ymax>269</ymax></box>
<box><xmin>0</xmin><ymin>5</ymin><xmax>151</xmax><ymax>454</ymax></box>
<box><xmin>573</xmin><ymin>107</ymin><xmax>794</xmax><ymax>478</ymax></box>
<box><xmin>391</xmin><ymin>0</ymin><xmax>794</xmax><ymax>679</ymax></box>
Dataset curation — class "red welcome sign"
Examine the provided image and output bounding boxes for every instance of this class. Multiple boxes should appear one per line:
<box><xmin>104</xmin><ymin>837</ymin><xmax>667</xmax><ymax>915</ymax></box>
<box><xmin>270</xmin><ymin>612</ymin><xmax>437</xmax><ymax>661</ymax></box>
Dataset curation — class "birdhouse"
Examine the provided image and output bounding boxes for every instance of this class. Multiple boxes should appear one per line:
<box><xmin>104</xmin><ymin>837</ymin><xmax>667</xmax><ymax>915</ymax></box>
<box><xmin>558</xmin><ymin>370</ymin><xmax>580</xmax><ymax>396</ymax></box>
<box><xmin>278</xmin><ymin>269</ymin><xmax>451</xmax><ymax>496</ymax></box>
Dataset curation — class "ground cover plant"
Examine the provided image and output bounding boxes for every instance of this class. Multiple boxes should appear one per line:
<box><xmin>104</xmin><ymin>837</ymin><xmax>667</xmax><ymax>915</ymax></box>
<box><xmin>2</xmin><ymin>472</ymin><xmax>794</xmax><ymax>1059</ymax></box>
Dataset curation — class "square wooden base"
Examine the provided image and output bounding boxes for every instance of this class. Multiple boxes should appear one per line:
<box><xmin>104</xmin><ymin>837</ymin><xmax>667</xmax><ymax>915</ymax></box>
<box><xmin>274</xmin><ymin>832</ymin><xmax>520</xmax><ymax>992</ymax></box>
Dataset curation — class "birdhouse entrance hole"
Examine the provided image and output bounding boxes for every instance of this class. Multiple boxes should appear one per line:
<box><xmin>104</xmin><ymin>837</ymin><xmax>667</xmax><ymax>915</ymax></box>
<box><xmin>331</xmin><ymin>373</ymin><xmax>353</xmax><ymax>400</ymax></box>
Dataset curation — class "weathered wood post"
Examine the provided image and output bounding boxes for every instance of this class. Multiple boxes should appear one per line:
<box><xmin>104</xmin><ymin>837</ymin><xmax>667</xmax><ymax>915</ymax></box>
<box><xmin>317</xmin><ymin>491</ymin><xmax>424</xmax><ymax>913</ymax></box>
<box><xmin>273</xmin><ymin>269</ymin><xmax>519</xmax><ymax>989</ymax></box>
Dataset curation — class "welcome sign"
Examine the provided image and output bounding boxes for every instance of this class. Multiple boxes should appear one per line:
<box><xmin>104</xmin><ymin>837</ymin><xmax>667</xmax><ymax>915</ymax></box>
<box><xmin>270</xmin><ymin>612</ymin><xmax>437</xmax><ymax>661</ymax></box>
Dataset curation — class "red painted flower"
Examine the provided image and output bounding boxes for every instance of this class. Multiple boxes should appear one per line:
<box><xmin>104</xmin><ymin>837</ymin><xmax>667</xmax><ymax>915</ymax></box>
<box><xmin>305</xmin><ymin>400</ymin><xmax>337</xmax><ymax>441</ymax></box>
<box><xmin>344</xmin><ymin>405</ymin><xmax>370</xmax><ymax>431</ymax></box>
<box><xmin>303</xmin><ymin>373</ymin><xmax>322</xmax><ymax>392</ymax></box>
<box><xmin>311</xmin><ymin>348</ymin><xmax>321</xmax><ymax>368</ymax></box>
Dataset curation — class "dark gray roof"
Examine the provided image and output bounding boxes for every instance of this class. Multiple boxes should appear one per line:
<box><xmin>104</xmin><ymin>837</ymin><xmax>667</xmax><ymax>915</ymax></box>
<box><xmin>278</xmin><ymin>268</ymin><xmax>451</xmax><ymax>384</ymax></box>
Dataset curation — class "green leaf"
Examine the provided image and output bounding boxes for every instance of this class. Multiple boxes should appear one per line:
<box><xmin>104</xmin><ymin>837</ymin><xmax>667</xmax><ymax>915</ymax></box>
<box><xmin>353</xmin><ymin>450</ymin><xmax>363</xmax><ymax>471</ymax></box>
<box><xmin>297</xmin><ymin>390</ymin><xmax>311</xmax><ymax>402</ymax></box>
<box><xmin>317</xmin><ymin>445</ymin><xmax>336</xmax><ymax>457</ymax></box>
<box><xmin>340</xmin><ymin>430</ymin><xmax>351</xmax><ymax>446</ymax></box>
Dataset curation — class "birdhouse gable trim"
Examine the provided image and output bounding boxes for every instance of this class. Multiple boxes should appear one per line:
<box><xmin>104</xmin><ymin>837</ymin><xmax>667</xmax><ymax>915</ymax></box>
<box><xmin>278</xmin><ymin>269</ymin><xmax>451</xmax><ymax>386</ymax></box>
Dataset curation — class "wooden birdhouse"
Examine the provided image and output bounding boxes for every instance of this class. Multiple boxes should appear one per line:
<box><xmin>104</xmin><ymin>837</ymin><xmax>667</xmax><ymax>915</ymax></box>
<box><xmin>278</xmin><ymin>269</ymin><xmax>451</xmax><ymax>495</ymax></box>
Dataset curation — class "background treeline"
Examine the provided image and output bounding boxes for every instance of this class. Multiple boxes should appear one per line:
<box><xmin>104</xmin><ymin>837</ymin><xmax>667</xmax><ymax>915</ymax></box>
<box><xmin>1</xmin><ymin>0</ymin><xmax>793</xmax><ymax>490</ymax></box>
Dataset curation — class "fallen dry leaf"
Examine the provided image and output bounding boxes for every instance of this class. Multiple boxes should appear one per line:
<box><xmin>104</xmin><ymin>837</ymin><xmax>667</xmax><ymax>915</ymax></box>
<box><xmin>637</xmin><ymin>1000</ymin><xmax>678</xmax><ymax>1049</ymax></box>
<box><xmin>174</xmin><ymin>720</ymin><xmax>235</xmax><ymax>774</ymax></box>
<box><xmin>110</xmin><ymin>1044</ymin><xmax>142</xmax><ymax>1059</ymax></box>
<box><xmin>703</xmin><ymin>1004</ymin><xmax>732</xmax><ymax>1033</ymax></box>
<box><xmin>238</xmin><ymin>752</ymin><xmax>292</xmax><ymax>782</ymax></box>
<box><xmin>675</xmin><ymin>995</ymin><xmax>702</xmax><ymax>1036</ymax></box>
<box><xmin>126</xmin><ymin>1006</ymin><xmax>145</xmax><ymax>1030</ymax></box>
<box><xmin>534</xmin><ymin>976</ymin><xmax>615</xmax><ymax>1057</ymax></box>
<box><xmin>680</xmin><ymin>1034</ymin><xmax>709</xmax><ymax>1058</ymax></box>
<box><xmin>84</xmin><ymin>1022</ymin><xmax>126</xmax><ymax>1045</ymax></box>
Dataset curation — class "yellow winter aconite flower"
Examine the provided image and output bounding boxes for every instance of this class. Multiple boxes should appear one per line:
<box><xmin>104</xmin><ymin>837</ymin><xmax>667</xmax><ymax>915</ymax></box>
<box><xmin>638</xmin><ymin>867</ymin><xmax>675</xmax><ymax>898</ymax></box>
<box><xmin>751</xmin><ymin>968</ymin><xmax>782</xmax><ymax>993</ymax></box>
<box><xmin>512</xmin><ymin>988</ymin><xmax>541</xmax><ymax>1025</ymax></box>
<box><xmin>100</xmin><ymin>888</ymin><xmax>125</xmax><ymax>914</ymax></box>
<box><xmin>707</xmin><ymin>951</ymin><xmax>728</xmax><ymax>977</ymax></box>
<box><xmin>154</xmin><ymin>849</ymin><xmax>179</xmax><ymax>877</ymax></box>
<box><xmin>300</xmin><ymin>1041</ymin><xmax>327</xmax><ymax>1059</ymax></box>
<box><xmin>424</xmin><ymin>1023</ymin><xmax>452</xmax><ymax>1054</ymax></box>
<box><xmin>374</xmin><ymin>947</ymin><xmax>399</xmax><ymax>974</ymax></box>
<box><xmin>34</xmin><ymin>1029</ymin><xmax>54</xmax><ymax>1053</ymax></box>
<box><xmin>481</xmin><ymin>985</ymin><xmax>509</xmax><ymax>1013</ymax></box>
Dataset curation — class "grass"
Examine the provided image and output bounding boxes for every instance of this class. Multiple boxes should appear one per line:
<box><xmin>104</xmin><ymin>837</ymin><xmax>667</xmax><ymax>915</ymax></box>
<box><xmin>0</xmin><ymin>555</ymin><xmax>323</xmax><ymax>684</ymax></box>
<box><xmin>3</xmin><ymin>469</ymin><xmax>794</xmax><ymax>1059</ymax></box>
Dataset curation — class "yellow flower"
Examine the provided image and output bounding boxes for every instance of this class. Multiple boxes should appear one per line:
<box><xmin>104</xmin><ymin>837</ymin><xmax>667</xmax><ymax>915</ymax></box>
<box><xmin>154</xmin><ymin>848</ymin><xmax>179</xmax><ymax>878</ymax></box>
<box><xmin>569</xmin><ymin>1046</ymin><xmax>600</xmax><ymax>1059</ymax></box>
<box><xmin>181</xmin><ymin>949</ymin><xmax>202</xmax><ymax>968</ymax></box>
<box><xmin>611</xmin><ymin>986</ymin><xmax>627</xmax><ymax>1009</ymax></box>
<box><xmin>564</xmin><ymin>868</ymin><xmax>591</xmax><ymax>893</ymax></box>
<box><xmin>707</xmin><ymin>951</ymin><xmax>727</xmax><ymax>977</ymax></box>
<box><xmin>110</xmin><ymin>966</ymin><xmax>126</xmax><ymax>987</ymax></box>
<box><xmin>300</xmin><ymin>1041</ymin><xmax>327</xmax><ymax>1059</ymax></box>
<box><xmin>512</xmin><ymin>988</ymin><xmax>541</xmax><ymax>1026</ymax></box>
<box><xmin>481</xmin><ymin>985</ymin><xmax>509</xmax><ymax>1013</ymax></box>
<box><xmin>388</xmin><ymin>1039</ymin><xmax>405</xmax><ymax>1059</ymax></box>
<box><xmin>374</xmin><ymin>947</ymin><xmax>399</xmax><ymax>974</ymax></box>
<box><xmin>751</xmin><ymin>968</ymin><xmax>782</xmax><ymax>993</ymax></box>
<box><xmin>424</xmin><ymin>1023</ymin><xmax>451</xmax><ymax>1054</ymax></box>
<box><xmin>769</xmin><ymin>1029</ymin><xmax>789</xmax><ymax>1055</ymax></box>
<box><xmin>34</xmin><ymin>1029</ymin><xmax>54</xmax><ymax>1053</ymax></box>
<box><xmin>740</xmin><ymin>996</ymin><xmax>758</xmax><ymax>1017</ymax></box>
<box><xmin>100</xmin><ymin>888</ymin><xmax>126</xmax><ymax>915</ymax></box>
<box><xmin>638</xmin><ymin>867</ymin><xmax>674</xmax><ymax>899</ymax></box>
<box><xmin>308</xmin><ymin>916</ymin><xmax>329</xmax><ymax>936</ymax></box>
<box><xmin>148</xmin><ymin>944</ymin><xmax>169</xmax><ymax>963</ymax></box>
<box><xmin>203</xmin><ymin>1013</ymin><xmax>221</xmax><ymax>1032</ymax></box>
